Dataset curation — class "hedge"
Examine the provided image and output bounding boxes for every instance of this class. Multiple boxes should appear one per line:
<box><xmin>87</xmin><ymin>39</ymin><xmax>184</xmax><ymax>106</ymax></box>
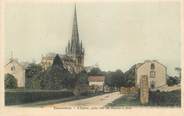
<box><xmin>5</xmin><ymin>89</ymin><xmax>74</xmax><ymax>105</ymax></box>
<box><xmin>149</xmin><ymin>90</ymin><xmax>181</xmax><ymax>106</ymax></box>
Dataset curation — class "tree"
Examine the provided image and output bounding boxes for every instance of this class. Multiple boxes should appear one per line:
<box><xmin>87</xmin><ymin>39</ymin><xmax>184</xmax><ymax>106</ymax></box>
<box><xmin>105</xmin><ymin>70</ymin><xmax>124</xmax><ymax>89</ymax></box>
<box><xmin>76</xmin><ymin>70</ymin><xmax>89</xmax><ymax>84</ymax></box>
<box><xmin>122</xmin><ymin>66</ymin><xmax>136</xmax><ymax>87</ymax></box>
<box><xmin>52</xmin><ymin>54</ymin><xmax>63</xmax><ymax>67</ymax></box>
<box><xmin>167</xmin><ymin>76</ymin><xmax>179</xmax><ymax>86</ymax></box>
<box><xmin>41</xmin><ymin>54</ymin><xmax>75</xmax><ymax>90</ymax></box>
<box><xmin>5</xmin><ymin>73</ymin><xmax>17</xmax><ymax>89</ymax></box>
<box><xmin>25</xmin><ymin>63</ymin><xmax>43</xmax><ymax>89</ymax></box>
<box><xmin>88</xmin><ymin>67</ymin><xmax>103</xmax><ymax>76</ymax></box>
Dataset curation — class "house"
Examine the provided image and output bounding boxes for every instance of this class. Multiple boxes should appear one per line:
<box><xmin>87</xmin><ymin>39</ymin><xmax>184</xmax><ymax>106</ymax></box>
<box><xmin>4</xmin><ymin>58</ymin><xmax>26</xmax><ymax>87</ymax></box>
<box><xmin>88</xmin><ymin>76</ymin><xmax>105</xmax><ymax>92</ymax></box>
<box><xmin>135</xmin><ymin>60</ymin><xmax>167</xmax><ymax>90</ymax></box>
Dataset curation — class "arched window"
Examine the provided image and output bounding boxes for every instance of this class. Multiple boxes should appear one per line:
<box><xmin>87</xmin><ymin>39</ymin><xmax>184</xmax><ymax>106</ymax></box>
<box><xmin>151</xmin><ymin>63</ymin><xmax>155</xmax><ymax>70</ymax></box>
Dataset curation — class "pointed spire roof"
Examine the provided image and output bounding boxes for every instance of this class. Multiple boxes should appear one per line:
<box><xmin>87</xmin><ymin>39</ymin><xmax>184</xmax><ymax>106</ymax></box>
<box><xmin>71</xmin><ymin>4</ymin><xmax>79</xmax><ymax>42</ymax></box>
<box><xmin>65</xmin><ymin>3</ymin><xmax>84</xmax><ymax>57</ymax></box>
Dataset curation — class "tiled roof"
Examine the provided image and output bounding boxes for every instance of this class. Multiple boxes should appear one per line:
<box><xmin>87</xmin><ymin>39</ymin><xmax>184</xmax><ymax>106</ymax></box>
<box><xmin>88</xmin><ymin>76</ymin><xmax>105</xmax><ymax>82</ymax></box>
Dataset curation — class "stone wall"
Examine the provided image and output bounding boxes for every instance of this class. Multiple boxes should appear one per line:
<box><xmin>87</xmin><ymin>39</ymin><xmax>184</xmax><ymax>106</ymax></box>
<box><xmin>120</xmin><ymin>87</ymin><xmax>139</xmax><ymax>94</ymax></box>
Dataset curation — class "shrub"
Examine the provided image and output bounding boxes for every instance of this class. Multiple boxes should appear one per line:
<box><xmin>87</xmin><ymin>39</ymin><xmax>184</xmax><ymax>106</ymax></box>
<box><xmin>149</xmin><ymin>90</ymin><xmax>181</xmax><ymax>106</ymax></box>
<box><xmin>167</xmin><ymin>76</ymin><xmax>180</xmax><ymax>86</ymax></box>
<box><xmin>5</xmin><ymin>89</ymin><xmax>74</xmax><ymax>105</ymax></box>
<box><xmin>5</xmin><ymin>74</ymin><xmax>17</xmax><ymax>89</ymax></box>
<box><xmin>25</xmin><ymin>63</ymin><xmax>43</xmax><ymax>89</ymax></box>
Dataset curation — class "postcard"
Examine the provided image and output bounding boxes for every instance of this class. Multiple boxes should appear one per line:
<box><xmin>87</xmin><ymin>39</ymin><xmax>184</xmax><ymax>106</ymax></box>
<box><xmin>0</xmin><ymin>0</ymin><xmax>183</xmax><ymax>116</ymax></box>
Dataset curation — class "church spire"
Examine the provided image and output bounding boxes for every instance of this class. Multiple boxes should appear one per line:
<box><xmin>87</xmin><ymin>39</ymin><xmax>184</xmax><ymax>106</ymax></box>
<box><xmin>66</xmin><ymin>3</ymin><xmax>84</xmax><ymax>63</ymax></box>
<box><xmin>71</xmin><ymin>3</ymin><xmax>79</xmax><ymax>42</ymax></box>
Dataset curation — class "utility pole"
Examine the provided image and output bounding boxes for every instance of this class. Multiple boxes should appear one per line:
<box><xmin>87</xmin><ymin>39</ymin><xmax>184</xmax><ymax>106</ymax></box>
<box><xmin>175</xmin><ymin>67</ymin><xmax>181</xmax><ymax>81</ymax></box>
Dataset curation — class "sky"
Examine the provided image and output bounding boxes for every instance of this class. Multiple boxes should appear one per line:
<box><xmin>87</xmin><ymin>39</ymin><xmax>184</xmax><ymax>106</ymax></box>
<box><xmin>4</xmin><ymin>1</ymin><xmax>181</xmax><ymax>76</ymax></box>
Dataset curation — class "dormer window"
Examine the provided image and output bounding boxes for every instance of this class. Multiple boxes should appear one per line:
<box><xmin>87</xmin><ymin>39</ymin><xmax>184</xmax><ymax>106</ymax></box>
<box><xmin>151</xmin><ymin>63</ymin><xmax>155</xmax><ymax>70</ymax></box>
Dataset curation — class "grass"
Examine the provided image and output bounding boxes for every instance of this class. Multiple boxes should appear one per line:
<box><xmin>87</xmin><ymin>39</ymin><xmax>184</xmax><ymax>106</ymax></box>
<box><xmin>107</xmin><ymin>90</ymin><xmax>181</xmax><ymax>107</ymax></box>
<box><xmin>107</xmin><ymin>94</ymin><xmax>141</xmax><ymax>106</ymax></box>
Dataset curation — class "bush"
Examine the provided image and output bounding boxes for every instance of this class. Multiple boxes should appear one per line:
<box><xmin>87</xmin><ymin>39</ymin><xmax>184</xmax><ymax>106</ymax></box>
<box><xmin>39</xmin><ymin>54</ymin><xmax>75</xmax><ymax>90</ymax></box>
<box><xmin>77</xmin><ymin>70</ymin><xmax>89</xmax><ymax>84</ymax></box>
<box><xmin>25</xmin><ymin>63</ymin><xmax>43</xmax><ymax>89</ymax></box>
<box><xmin>5</xmin><ymin>89</ymin><xmax>74</xmax><ymax>105</ymax></box>
<box><xmin>5</xmin><ymin>74</ymin><xmax>17</xmax><ymax>89</ymax></box>
<box><xmin>88</xmin><ymin>67</ymin><xmax>104</xmax><ymax>76</ymax></box>
<box><xmin>167</xmin><ymin>76</ymin><xmax>180</xmax><ymax>86</ymax></box>
<box><xmin>149</xmin><ymin>90</ymin><xmax>181</xmax><ymax>106</ymax></box>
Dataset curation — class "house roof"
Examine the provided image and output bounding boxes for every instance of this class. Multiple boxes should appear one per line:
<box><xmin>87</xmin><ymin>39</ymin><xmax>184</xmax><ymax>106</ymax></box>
<box><xmin>5</xmin><ymin>59</ymin><xmax>26</xmax><ymax>69</ymax></box>
<box><xmin>135</xmin><ymin>60</ymin><xmax>166</xmax><ymax>70</ymax></box>
<box><xmin>88</xmin><ymin>76</ymin><xmax>105</xmax><ymax>82</ymax></box>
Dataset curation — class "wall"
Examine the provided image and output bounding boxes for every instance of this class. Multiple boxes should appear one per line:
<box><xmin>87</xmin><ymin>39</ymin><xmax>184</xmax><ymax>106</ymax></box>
<box><xmin>136</xmin><ymin>61</ymin><xmax>166</xmax><ymax>89</ymax></box>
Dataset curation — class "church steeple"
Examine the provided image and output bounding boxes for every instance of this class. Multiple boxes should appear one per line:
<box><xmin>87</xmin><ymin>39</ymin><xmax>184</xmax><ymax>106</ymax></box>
<box><xmin>65</xmin><ymin>4</ymin><xmax>84</xmax><ymax>67</ymax></box>
<box><xmin>71</xmin><ymin>4</ymin><xmax>79</xmax><ymax>43</ymax></box>
<box><xmin>66</xmin><ymin>4</ymin><xmax>83</xmax><ymax>56</ymax></box>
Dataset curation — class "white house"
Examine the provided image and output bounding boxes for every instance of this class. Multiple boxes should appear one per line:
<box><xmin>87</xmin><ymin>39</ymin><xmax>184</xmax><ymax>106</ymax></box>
<box><xmin>88</xmin><ymin>76</ymin><xmax>105</xmax><ymax>92</ymax></box>
<box><xmin>4</xmin><ymin>58</ymin><xmax>26</xmax><ymax>87</ymax></box>
<box><xmin>135</xmin><ymin>60</ymin><xmax>167</xmax><ymax>90</ymax></box>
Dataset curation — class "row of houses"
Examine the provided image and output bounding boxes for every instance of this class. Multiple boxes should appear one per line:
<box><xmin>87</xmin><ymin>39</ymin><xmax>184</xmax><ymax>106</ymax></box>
<box><xmin>4</xmin><ymin>58</ymin><xmax>167</xmax><ymax>92</ymax></box>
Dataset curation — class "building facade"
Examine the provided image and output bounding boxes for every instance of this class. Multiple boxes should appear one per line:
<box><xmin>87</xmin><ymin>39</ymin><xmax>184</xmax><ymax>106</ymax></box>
<box><xmin>135</xmin><ymin>60</ymin><xmax>167</xmax><ymax>90</ymax></box>
<box><xmin>4</xmin><ymin>58</ymin><xmax>26</xmax><ymax>87</ymax></box>
<box><xmin>41</xmin><ymin>5</ymin><xmax>84</xmax><ymax>74</ymax></box>
<box><xmin>88</xmin><ymin>76</ymin><xmax>105</xmax><ymax>92</ymax></box>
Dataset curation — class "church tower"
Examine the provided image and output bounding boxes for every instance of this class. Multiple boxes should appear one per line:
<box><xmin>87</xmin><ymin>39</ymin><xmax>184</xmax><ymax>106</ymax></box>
<box><xmin>66</xmin><ymin>4</ymin><xmax>85</xmax><ymax>68</ymax></box>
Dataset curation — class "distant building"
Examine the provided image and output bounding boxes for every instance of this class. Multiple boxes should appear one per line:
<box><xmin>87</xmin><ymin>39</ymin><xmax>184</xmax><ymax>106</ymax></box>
<box><xmin>4</xmin><ymin>58</ymin><xmax>26</xmax><ymax>87</ymax></box>
<box><xmin>41</xmin><ymin>5</ymin><xmax>84</xmax><ymax>74</ymax></box>
<box><xmin>134</xmin><ymin>60</ymin><xmax>167</xmax><ymax>90</ymax></box>
<box><xmin>88</xmin><ymin>76</ymin><xmax>105</xmax><ymax>92</ymax></box>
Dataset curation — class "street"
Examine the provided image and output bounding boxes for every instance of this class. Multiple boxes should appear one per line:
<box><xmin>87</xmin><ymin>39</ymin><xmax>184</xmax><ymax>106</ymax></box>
<box><xmin>44</xmin><ymin>92</ymin><xmax>123</xmax><ymax>108</ymax></box>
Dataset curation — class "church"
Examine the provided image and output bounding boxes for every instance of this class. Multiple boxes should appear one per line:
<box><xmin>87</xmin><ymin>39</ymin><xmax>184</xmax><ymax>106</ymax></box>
<box><xmin>41</xmin><ymin>5</ymin><xmax>85</xmax><ymax>74</ymax></box>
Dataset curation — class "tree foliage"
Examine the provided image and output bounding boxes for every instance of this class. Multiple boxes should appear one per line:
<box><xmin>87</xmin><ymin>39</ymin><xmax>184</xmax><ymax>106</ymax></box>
<box><xmin>105</xmin><ymin>70</ymin><xmax>124</xmax><ymax>88</ymax></box>
<box><xmin>105</xmin><ymin>68</ymin><xmax>135</xmax><ymax>88</ymax></box>
<box><xmin>88</xmin><ymin>67</ymin><xmax>104</xmax><ymax>76</ymax></box>
<box><xmin>25</xmin><ymin>63</ymin><xmax>43</xmax><ymax>89</ymax></box>
<box><xmin>41</xmin><ymin>54</ymin><xmax>75</xmax><ymax>90</ymax></box>
<box><xmin>123</xmin><ymin>66</ymin><xmax>135</xmax><ymax>87</ymax></box>
<box><xmin>5</xmin><ymin>73</ymin><xmax>17</xmax><ymax>89</ymax></box>
<box><xmin>167</xmin><ymin>76</ymin><xmax>180</xmax><ymax>86</ymax></box>
<box><xmin>76</xmin><ymin>70</ymin><xmax>89</xmax><ymax>84</ymax></box>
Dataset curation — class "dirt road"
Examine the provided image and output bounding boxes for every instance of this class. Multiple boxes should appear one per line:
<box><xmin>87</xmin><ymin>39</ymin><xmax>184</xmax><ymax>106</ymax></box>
<box><xmin>45</xmin><ymin>92</ymin><xmax>123</xmax><ymax>108</ymax></box>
